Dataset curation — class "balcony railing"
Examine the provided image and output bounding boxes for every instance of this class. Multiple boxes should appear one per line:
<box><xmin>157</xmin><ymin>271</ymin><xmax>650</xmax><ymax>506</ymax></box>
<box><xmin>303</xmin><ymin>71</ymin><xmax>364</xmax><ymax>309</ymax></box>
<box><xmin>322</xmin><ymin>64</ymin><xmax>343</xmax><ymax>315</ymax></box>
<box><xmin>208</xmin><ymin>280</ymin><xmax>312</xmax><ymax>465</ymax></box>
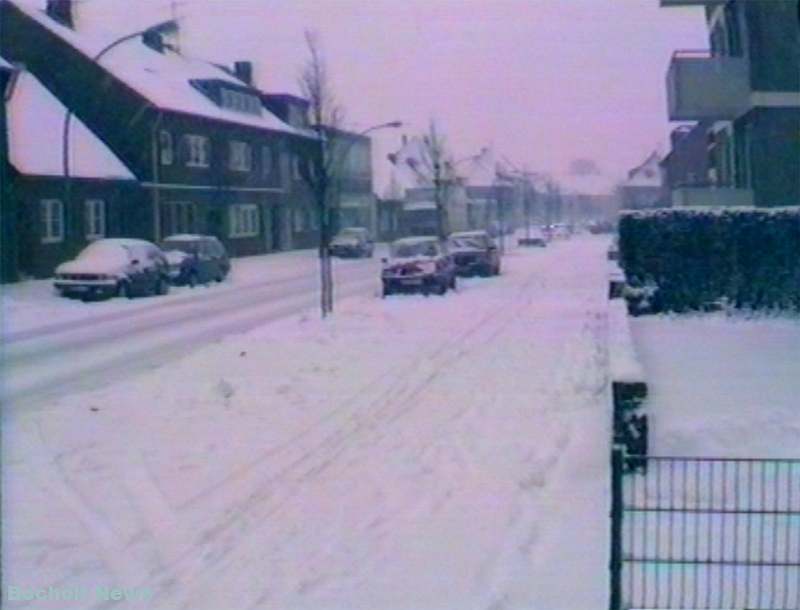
<box><xmin>667</xmin><ymin>50</ymin><xmax>750</xmax><ymax>121</ymax></box>
<box><xmin>671</xmin><ymin>185</ymin><xmax>754</xmax><ymax>207</ymax></box>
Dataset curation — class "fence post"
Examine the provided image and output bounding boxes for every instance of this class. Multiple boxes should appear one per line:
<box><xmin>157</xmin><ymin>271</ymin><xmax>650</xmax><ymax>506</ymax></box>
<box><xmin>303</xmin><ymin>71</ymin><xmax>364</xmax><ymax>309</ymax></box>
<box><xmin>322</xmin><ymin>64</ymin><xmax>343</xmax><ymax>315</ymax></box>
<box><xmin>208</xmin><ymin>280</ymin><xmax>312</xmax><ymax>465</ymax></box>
<box><xmin>609</xmin><ymin>447</ymin><xmax>624</xmax><ymax>610</ymax></box>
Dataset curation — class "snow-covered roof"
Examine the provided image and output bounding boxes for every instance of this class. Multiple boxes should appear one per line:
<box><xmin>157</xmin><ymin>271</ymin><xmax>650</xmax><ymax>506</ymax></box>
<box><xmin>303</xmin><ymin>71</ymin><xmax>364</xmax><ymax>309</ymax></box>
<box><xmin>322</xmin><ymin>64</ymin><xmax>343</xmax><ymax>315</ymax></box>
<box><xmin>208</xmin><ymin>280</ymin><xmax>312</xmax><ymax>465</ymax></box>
<box><xmin>623</xmin><ymin>151</ymin><xmax>662</xmax><ymax>188</ymax></box>
<box><xmin>4</xmin><ymin>62</ymin><xmax>135</xmax><ymax>180</ymax></box>
<box><xmin>0</xmin><ymin>56</ymin><xmax>13</xmax><ymax>70</ymax></box>
<box><xmin>449</xmin><ymin>230</ymin><xmax>489</xmax><ymax>238</ymax></box>
<box><xmin>10</xmin><ymin>0</ymin><xmax>314</xmax><ymax>139</ymax></box>
<box><xmin>162</xmin><ymin>234</ymin><xmax>215</xmax><ymax>241</ymax></box>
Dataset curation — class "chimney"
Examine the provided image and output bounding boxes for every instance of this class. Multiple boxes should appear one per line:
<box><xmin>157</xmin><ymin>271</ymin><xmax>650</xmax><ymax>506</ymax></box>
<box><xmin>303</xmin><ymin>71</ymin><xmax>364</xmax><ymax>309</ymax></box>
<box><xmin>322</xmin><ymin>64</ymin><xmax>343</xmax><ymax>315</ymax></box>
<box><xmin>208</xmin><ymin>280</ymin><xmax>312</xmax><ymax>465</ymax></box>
<box><xmin>46</xmin><ymin>0</ymin><xmax>73</xmax><ymax>28</ymax></box>
<box><xmin>233</xmin><ymin>61</ymin><xmax>253</xmax><ymax>86</ymax></box>
<box><xmin>142</xmin><ymin>30</ymin><xmax>165</xmax><ymax>54</ymax></box>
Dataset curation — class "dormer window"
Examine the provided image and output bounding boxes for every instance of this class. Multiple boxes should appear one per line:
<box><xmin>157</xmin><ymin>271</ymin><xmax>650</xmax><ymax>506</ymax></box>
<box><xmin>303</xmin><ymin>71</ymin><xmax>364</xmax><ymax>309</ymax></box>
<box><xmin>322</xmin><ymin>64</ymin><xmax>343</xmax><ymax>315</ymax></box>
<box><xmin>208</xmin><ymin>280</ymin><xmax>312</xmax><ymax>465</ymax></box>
<box><xmin>220</xmin><ymin>88</ymin><xmax>262</xmax><ymax>115</ymax></box>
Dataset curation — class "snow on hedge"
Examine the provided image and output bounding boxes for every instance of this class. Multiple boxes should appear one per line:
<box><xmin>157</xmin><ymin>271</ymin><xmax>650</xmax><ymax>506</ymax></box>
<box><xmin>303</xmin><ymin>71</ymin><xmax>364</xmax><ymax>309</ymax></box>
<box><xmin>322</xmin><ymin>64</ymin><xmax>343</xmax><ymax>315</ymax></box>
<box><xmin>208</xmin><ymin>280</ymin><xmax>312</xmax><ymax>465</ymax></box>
<box><xmin>608</xmin><ymin>297</ymin><xmax>645</xmax><ymax>383</ymax></box>
<box><xmin>5</xmin><ymin>66</ymin><xmax>135</xmax><ymax>179</ymax></box>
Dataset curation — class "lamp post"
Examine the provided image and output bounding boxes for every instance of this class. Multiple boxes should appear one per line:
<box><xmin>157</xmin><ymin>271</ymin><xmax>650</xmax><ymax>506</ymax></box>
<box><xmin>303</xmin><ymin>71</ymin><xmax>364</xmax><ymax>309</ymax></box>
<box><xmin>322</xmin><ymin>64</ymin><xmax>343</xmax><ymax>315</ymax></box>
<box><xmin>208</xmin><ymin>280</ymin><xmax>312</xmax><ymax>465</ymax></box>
<box><xmin>61</xmin><ymin>20</ymin><xmax>178</xmax><ymax>241</ymax></box>
<box><xmin>315</xmin><ymin>119</ymin><xmax>402</xmax><ymax>317</ymax></box>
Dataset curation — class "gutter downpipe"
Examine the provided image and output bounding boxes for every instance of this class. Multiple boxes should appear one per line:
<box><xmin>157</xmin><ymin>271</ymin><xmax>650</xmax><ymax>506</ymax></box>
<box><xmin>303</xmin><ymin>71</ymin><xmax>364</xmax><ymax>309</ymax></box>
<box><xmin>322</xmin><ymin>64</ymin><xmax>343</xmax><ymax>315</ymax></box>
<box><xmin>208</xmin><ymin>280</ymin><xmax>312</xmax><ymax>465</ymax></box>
<box><xmin>151</xmin><ymin>109</ymin><xmax>163</xmax><ymax>242</ymax></box>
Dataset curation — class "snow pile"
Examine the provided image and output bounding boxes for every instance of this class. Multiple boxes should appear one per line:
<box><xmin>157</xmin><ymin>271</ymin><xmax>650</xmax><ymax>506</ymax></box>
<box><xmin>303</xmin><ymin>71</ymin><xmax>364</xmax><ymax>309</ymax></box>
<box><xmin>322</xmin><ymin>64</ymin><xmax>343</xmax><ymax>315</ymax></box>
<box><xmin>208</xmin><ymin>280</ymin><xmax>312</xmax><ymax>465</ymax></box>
<box><xmin>3</xmin><ymin>236</ymin><xmax>614</xmax><ymax>610</ymax></box>
<box><xmin>4</xmin><ymin>65</ymin><xmax>135</xmax><ymax>179</ymax></box>
<box><xmin>632</xmin><ymin>314</ymin><xmax>800</xmax><ymax>457</ymax></box>
<box><xmin>608</xmin><ymin>297</ymin><xmax>645</xmax><ymax>383</ymax></box>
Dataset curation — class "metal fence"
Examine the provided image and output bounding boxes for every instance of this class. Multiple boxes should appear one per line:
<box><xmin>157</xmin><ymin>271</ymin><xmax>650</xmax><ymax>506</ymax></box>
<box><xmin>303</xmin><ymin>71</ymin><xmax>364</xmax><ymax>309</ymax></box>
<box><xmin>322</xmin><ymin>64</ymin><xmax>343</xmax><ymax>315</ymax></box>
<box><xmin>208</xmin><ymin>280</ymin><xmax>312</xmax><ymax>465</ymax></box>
<box><xmin>610</xmin><ymin>450</ymin><xmax>800</xmax><ymax>610</ymax></box>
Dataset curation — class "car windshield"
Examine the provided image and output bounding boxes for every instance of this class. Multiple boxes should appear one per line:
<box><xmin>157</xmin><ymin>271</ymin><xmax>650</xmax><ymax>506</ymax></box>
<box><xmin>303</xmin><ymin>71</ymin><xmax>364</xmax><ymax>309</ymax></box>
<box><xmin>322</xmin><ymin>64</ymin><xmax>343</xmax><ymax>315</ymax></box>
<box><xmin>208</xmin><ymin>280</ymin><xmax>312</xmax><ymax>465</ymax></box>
<box><xmin>391</xmin><ymin>241</ymin><xmax>440</xmax><ymax>258</ymax></box>
<box><xmin>76</xmin><ymin>242</ymin><xmax>132</xmax><ymax>267</ymax></box>
<box><xmin>162</xmin><ymin>240</ymin><xmax>199</xmax><ymax>254</ymax></box>
<box><xmin>449</xmin><ymin>235</ymin><xmax>489</xmax><ymax>250</ymax></box>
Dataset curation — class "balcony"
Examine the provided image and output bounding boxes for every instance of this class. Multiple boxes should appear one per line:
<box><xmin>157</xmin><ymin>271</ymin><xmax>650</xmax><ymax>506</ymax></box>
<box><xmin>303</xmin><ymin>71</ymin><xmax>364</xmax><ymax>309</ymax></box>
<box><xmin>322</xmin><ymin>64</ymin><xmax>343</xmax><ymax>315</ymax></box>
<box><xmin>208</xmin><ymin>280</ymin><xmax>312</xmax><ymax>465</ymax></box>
<box><xmin>667</xmin><ymin>50</ymin><xmax>750</xmax><ymax>121</ymax></box>
<box><xmin>671</xmin><ymin>185</ymin><xmax>754</xmax><ymax>207</ymax></box>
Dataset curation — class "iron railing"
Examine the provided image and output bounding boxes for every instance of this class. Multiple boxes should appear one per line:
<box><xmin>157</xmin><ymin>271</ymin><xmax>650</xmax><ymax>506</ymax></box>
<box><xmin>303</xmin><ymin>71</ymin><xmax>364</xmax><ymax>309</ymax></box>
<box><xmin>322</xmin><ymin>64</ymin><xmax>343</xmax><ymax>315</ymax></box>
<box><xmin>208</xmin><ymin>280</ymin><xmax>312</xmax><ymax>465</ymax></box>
<box><xmin>611</xmin><ymin>450</ymin><xmax>800</xmax><ymax>610</ymax></box>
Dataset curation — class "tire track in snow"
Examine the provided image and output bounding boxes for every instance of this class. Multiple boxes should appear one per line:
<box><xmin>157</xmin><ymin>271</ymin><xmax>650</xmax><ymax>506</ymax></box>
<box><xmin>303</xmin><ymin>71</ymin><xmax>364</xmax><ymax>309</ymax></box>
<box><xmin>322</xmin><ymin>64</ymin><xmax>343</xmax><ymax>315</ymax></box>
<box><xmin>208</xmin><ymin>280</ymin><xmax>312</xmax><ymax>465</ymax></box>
<box><xmin>122</xmin><ymin>258</ymin><xmax>552</xmax><ymax>610</ymax></box>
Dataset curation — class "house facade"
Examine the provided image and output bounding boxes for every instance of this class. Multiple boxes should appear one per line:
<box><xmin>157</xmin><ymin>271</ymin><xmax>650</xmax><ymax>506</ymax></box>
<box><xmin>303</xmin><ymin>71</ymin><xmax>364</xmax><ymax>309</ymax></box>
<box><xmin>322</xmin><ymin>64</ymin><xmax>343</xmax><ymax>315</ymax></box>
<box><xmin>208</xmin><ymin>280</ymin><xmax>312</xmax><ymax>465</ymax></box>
<box><xmin>1</xmin><ymin>0</ymin><xmax>379</xmax><ymax>279</ymax></box>
<box><xmin>661</xmin><ymin>0</ymin><xmax>800</xmax><ymax>207</ymax></box>
<box><xmin>619</xmin><ymin>151</ymin><xmax>665</xmax><ymax>210</ymax></box>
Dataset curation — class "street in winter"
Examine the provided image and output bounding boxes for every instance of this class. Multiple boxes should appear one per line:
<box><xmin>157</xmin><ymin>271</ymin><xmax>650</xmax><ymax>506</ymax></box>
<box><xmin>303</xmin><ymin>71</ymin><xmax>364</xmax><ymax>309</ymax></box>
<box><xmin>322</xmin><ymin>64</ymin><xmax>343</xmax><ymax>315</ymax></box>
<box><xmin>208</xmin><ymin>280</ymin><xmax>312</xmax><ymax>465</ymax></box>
<box><xmin>1</xmin><ymin>2</ymin><xmax>799</xmax><ymax>610</ymax></box>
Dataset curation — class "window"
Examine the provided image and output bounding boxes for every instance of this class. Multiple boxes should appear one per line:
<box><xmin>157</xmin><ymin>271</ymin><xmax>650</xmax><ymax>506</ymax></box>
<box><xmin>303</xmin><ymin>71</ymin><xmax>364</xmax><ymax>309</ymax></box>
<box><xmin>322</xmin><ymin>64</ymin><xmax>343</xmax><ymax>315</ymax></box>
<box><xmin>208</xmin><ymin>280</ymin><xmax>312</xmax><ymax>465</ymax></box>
<box><xmin>220</xmin><ymin>88</ymin><xmax>262</xmax><ymax>116</ymax></box>
<box><xmin>41</xmin><ymin>199</ymin><xmax>64</xmax><ymax>243</ymax></box>
<box><xmin>229</xmin><ymin>141</ymin><xmax>253</xmax><ymax>172</ymax></box>
<box><xmin>293</xmin><ymin>154</ymin><xmax>302</xmax><ymax>180</ymax></box>
<box><xmin>85</xmin><ymin>199</ymin><xmax>106</xmax><ymax>240</ymax></box>
<box><xmin>229</xmin><ymin>204</ymin><xmax>259</xmax><ymax>238</ymax></box>
<box><xmin>159</xmin><ymin>130</ymin><xmax>173</xmax><ymax>165</ymax></box>
<box><xmin>182</xmin><ymin>134</ymin><xmax>211</xmax><ymax>168</ymax></box>
<box><xmin>293</xmin><ymin>207</ymin><xmax>306</xmax><ymax>232</ymax></box>
<box><xmin>262</xmin><ymin>146</ymin><xmax>273</xmax><ymax>177</ymax></box>
<box><xmin>162</xmin><ymin>202</ymin><xmax>197</xmax><ymax>235</ymax></box>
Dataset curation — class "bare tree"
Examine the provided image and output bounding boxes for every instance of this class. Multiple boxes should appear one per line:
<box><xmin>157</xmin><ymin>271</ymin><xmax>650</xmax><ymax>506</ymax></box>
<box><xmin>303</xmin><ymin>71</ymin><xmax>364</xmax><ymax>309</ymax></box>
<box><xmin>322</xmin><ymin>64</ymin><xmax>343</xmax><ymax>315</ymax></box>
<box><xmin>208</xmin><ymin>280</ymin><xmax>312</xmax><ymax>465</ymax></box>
<box><xmin>299</xmin><ymin>30</ymin><xmax>344</xmax><ymax>318</ymax></box>
<box><xmin>401</xmin><ymin>121</ymin><xmax>456</xmax><ymax>240</ymax></box>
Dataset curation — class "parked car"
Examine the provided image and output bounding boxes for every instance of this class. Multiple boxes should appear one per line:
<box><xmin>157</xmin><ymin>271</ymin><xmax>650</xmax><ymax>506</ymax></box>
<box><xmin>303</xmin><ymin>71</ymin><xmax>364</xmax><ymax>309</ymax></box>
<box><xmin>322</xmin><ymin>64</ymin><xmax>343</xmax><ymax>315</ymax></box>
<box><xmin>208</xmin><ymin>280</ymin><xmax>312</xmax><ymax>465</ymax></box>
<box><xmin>518</xmin><ymin>226</ymin><xmax>547</xmax><ymax>247</ymax></box>
<box><xmin>329</xmin><ymin>227</ymin><xmax>374</xmax><ymax>258</ymax></box>
<box><xmin>54</xmin><ymin>238</ymin><xmax>170</xmax><ymax>300</ymax></box>
<box><xmin>447</xmin><ymin>230</ymin><xmax>501</xmax><ymax>276</ymax></box>
<box><xmin>161</xmin><ymin>234</ymin><xmax>230</xmax><ymax>286</ymax></box>
<box><xmin>381</xmin><ymin>236</ymin><xmax>456</xmax><ymax>297</ymax></box>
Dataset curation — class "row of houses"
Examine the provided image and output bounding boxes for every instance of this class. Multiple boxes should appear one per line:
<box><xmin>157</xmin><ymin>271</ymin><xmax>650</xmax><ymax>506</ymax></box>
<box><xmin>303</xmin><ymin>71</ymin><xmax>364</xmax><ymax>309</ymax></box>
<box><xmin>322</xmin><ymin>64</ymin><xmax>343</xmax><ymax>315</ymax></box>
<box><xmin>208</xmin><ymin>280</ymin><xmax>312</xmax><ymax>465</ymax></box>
<box><xmin>657</xmin><ymin>0</ymin><xmax>799</xmax><ymax>208</ymax></box>
<box><xmin>375</xmin><ymin>135</ymin><xmax>532</xmax><ymax>242</ymax></box>
<box><xmin>0</xmin><ymin>0</ymin><xmax>374</xmax><ymax>281</ymax></box>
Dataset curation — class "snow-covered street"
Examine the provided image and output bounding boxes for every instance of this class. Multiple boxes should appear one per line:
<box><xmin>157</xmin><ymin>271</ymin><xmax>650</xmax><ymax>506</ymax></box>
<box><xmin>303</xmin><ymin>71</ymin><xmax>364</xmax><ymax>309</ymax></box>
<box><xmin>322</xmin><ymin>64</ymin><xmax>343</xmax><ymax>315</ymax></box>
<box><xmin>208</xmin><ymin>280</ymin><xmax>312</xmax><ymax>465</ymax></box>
<box><xmin>3</xmin><ymin>235</ymin><xmax>613</xmax><ymax>610</ymax></box>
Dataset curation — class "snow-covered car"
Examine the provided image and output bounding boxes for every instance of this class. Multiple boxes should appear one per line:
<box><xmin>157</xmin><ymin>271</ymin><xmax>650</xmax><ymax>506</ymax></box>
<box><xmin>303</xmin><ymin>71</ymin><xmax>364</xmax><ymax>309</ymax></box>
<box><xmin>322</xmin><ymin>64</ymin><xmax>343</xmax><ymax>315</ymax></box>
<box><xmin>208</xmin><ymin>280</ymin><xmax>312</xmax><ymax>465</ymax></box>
<box><xmin>381</xmin><ymin>236</ymin><xmax>456</xmax><ymax>297</ymax></box>
<box><xmin>161</xmin><ymin>234</ymin><xmax>230</xmax><ymax>286</ymax></box>
<box><xmin>447</xmin><ymin>230</ymin><xmax>501</xmax><ymax>277</ymax></box>
<box><xmin>329</xmin><ymin>227</ymin><xmax>374</xmax><ymax>258</ymax></box>
<box><xmin>53</xmin><ymin>238</ymin><xmax>170</xmax><ymax>300</ymax></box>
<box><xmin>518</xmin><ymin>226</ymin><xmax>547</xmax><ymax>247</ymax></box>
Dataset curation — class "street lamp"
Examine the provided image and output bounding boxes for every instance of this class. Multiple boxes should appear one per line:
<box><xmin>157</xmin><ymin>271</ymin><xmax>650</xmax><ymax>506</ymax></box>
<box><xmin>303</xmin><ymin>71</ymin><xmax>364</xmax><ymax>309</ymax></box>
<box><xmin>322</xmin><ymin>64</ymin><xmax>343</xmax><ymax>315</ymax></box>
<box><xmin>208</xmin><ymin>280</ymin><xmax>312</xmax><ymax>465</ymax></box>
<box><xmin>315</xmin><ymin>119</ymin><xmax>402</xmax><ymax>317</ymax></box>
<box><xmin>61</xmin><ymin>19</ymin><xmax>178</xmax><ymax>239</ymax></box>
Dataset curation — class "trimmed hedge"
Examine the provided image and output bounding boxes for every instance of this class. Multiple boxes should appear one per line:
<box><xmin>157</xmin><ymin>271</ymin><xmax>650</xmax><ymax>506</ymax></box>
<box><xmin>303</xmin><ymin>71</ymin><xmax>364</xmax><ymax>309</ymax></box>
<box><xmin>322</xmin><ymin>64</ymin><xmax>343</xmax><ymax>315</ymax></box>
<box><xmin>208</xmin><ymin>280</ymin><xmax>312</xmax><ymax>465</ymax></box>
<box><xmin>618</xmin><ymin>207</ymin><xmax>800</xmax><ymax>313</ymax></box>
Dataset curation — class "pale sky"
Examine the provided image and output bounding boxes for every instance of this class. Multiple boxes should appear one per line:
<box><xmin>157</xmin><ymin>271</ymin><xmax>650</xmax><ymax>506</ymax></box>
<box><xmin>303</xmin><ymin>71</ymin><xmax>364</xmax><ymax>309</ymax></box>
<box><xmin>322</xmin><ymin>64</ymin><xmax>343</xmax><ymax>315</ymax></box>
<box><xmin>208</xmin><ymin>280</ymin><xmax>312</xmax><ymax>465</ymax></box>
<box><xmin>75</xmin><ymin>0</ymin><xmax>709</xmax><ymax>193</ymax></box>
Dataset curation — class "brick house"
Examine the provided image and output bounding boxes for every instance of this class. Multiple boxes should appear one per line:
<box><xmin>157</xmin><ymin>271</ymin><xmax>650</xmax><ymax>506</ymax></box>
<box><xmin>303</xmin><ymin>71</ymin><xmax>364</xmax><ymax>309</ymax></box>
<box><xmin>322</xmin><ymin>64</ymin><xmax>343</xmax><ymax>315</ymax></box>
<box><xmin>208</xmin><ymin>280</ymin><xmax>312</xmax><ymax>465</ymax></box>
<box><xmin>0</xmin><ymin>0</ymin><xmax>321</xmax><ymax>277</ymax></box>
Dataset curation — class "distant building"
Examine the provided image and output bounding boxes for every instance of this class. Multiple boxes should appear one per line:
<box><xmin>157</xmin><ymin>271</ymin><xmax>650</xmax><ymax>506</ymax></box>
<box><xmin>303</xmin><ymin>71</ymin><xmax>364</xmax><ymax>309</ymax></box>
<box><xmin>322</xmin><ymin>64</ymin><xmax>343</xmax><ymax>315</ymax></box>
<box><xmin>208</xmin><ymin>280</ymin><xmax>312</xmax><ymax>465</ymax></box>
<box><xmin>659</xmin><ymin>123</ymin><xmax>712</xmax><ymax>207</ymax></box>
<box><xmin>619</xmin><ymin>151</ymin><xmax>665</xmax><ymax>210</ymax></box>
<box><xmin>660</xmin><ymin>0</ymin><xmax>800</xmax><ymax>207</ymax></box>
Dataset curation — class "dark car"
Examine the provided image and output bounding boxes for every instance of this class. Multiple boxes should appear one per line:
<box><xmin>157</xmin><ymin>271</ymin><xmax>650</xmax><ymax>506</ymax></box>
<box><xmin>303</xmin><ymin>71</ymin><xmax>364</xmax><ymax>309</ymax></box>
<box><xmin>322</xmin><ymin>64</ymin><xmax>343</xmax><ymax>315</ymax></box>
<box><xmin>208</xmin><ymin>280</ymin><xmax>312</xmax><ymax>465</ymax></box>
<box><xmin>447</xmin><ymin>230</ymin><xmax>501</xmax><ymax>277</ymax></box>
<box><xmin>329</xmin><ymin>227</ymin><xmax>374</xmax><ymax>258</ymax></box>
<box><xmin>381</xmin><ymin>236</ymin><xmax>456</xmax><ymax>297</ymax></box>
<box><xmin>53</xmin><ymin>238</ymin><xmax>170</xmax><ymax>300</ymax></box>
<box><xmin>161</xmin><ymin>234</ymin><xmax>230</xmax><ymax>286</ymax></box>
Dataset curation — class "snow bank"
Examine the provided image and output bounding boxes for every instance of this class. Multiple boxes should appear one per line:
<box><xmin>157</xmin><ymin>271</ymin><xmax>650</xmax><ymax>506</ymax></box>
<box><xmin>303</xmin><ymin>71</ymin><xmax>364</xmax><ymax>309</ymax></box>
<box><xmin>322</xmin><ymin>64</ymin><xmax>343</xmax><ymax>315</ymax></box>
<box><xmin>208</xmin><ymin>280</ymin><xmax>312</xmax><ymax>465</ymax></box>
<box><xmin>608</xmin><ymin>297</ymin><xmax>644</xmax><ymax>384</ymax></box>
<box><xmin>632</xmin><ymin>314</ymin><xmax>800</xmax><ymax>458</ymax></box>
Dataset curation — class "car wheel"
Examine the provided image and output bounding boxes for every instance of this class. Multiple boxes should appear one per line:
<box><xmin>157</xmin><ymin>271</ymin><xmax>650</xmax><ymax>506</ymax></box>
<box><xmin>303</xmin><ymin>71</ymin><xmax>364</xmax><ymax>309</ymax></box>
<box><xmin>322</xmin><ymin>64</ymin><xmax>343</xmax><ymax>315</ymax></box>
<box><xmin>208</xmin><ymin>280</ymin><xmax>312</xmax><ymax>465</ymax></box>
<box><xmin>437</xmin><ymin>280</ymin><xmax>447</xmax><ymax>296</ymax></box>
<box><xmin>119</xmin><ymin>281</ymin><xmax>134</xmax><ymax>299</ymax></box>
<box><xmin>450</xmin><ymin>275</ymin><xmax>457</xmax><ymax>290</ymax></box>
<box><xmin>382</xmin><ymin>282</ymin><xmax>392</xmax><ymax>298</ymax></box>
<box><xmin>494</xmin><ymin>264</ymin><xmax>501</xmax><ymax>276</ymax></box>
<box><xmin>188</xmin><ymin>271</ymin><xmax>198</xmax><ymax>288</ymax></box>
<box><xmin>156</xmin><ymin>277</ymin><xmax>169</xmax><ymax>296</ymax></box>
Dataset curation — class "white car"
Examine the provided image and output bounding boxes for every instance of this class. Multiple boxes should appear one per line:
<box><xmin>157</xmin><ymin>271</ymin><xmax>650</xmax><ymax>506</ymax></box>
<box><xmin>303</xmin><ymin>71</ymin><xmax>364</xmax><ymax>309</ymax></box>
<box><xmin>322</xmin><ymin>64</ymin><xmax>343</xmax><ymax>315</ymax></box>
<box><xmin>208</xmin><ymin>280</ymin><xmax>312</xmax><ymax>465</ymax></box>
<box><xmin>54</xmin><ymin>238</ymin><xmax>170</xmax><ymax>300</ymax></box>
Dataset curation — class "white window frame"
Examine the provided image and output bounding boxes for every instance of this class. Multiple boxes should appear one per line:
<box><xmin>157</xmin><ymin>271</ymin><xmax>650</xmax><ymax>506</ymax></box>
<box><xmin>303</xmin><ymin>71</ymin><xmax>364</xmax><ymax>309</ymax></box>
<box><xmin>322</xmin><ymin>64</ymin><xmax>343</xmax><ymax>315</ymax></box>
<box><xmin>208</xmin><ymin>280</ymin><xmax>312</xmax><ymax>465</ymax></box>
<box><xmin>41</xmin><ymin>199</ymin><xmax>64</xmax><ymax>244</ymax></box>
<box><xmin>229</xmin><ymin>204</ymin><xmax>259</xmax><ymax>238</ymax></box>
<box><xmin>84</xmin><ymin>199</ymin><xmax>106</xmax><ymax>240</ymax></box>
<box><xmin>159</xmin><ymin>130</ymin><xmax>174</xmax><ymax>166</ymax></box>
<box><xmin>229</xmin><ymin>140</ymin><xmax>252</xmax><ymax>172</ymax></box>
<box><xmin>183</xmin><ymin>134</ymin><xmax>210</xmax><ymax>168</ymax></box>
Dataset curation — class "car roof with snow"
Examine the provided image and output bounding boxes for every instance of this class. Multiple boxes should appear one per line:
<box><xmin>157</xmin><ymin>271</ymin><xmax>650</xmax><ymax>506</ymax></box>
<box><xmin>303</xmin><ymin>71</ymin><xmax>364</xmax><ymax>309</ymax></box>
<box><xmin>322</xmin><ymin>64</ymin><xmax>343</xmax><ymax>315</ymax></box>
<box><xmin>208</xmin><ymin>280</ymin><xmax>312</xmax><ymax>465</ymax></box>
<box><xmin>163</xmin><ymin>234</ymin><xmax>218</xmax><ymax>241</ymax></box>
<box><xmin>449</xmin><ymin>230</ymin><xmax>489</xmax><ymax>238</ymax></box>
<box><xmin>391</xmin><ymin>236</ymin><xmax>440</xmax><ymax>246</ymax></box>
<box><xmin>10</xmin><ymin>0</ymin><xmax>315</xmax><ymax>139</ymax></box>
